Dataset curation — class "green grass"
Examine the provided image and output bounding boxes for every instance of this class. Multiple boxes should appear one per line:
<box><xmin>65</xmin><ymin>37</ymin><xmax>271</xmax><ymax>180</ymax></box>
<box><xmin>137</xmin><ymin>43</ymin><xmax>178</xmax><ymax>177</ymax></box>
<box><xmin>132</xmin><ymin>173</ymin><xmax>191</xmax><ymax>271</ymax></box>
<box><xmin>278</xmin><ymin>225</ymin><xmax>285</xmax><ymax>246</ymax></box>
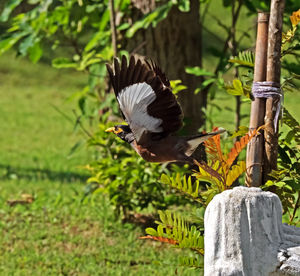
<box><xmin>0</xmin><ymin>52</ymin><xmax>200</xmax><ymax>275</ymax></box>
<box><xmin>1</xmin><ymin>180</ymin><xmax>197</xmax><ymax>275</ymax></box>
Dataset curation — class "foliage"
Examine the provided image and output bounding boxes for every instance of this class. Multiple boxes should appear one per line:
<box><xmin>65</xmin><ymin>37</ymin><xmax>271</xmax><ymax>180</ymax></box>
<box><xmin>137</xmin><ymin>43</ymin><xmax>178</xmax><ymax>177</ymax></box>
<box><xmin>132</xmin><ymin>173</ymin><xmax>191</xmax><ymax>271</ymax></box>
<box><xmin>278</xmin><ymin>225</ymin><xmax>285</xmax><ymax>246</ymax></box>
<box><xmin>170</xmin><ymin>79</ymin><xmax>188</xmax><ymax>95</ymax></box>
<box><xmin>144</xmin><ymin>210</ymin><xmax>204</xmax><ymax>253</ymax></box>
<box><xmin>125</xmin><ymin>2</ymin><xmax>173</xmax><ymax>38</ymax></box>
<box><xmin>0</xmin><ymin>0</ymin><xmax>113</xmax><ymax>66</ymax></box>
<box><xmin>185</xmin><ymin>66</ymin><xmax>218</xmax><ymax>93</ymax></box>
<box><xmin>262</xmin><ymin>108</ymin><xmax>300</xmax><ymax>226</ymax></box>
<box><xmin>243</xmin><ymin>0</ymin><xmax>299</xmax><ymax>14</ymax></box>
<box><xmin>190</xmin><ymin>129</ymin><xmax>256</xmax><ymax>203</ymax></box>
<box><xmin>282</xmin><ymin>9</ymin><xmax>300</xmax><ymax>50</ymax></box>
<box><xmin>224</xmin><ymin>78</ymin><xmax>252</xmax><ymax>98</ymax></box>
<box><xmin>228</xmin><ymin>51</ymin><xmax>255</xmax><ymax>68</ymax></box>
<box><xmin>161</xmin><ymin>174</ymin><xmax>202</xmax><ymax>204</ymax></box>
<box><xmin>141</xmin><ymin>210</ymin><xmax>204</xmax><ymax>270</ymax></box>
<box><xmin>227</xmin><ymin>9</ymin><xmax>300</xmax><ymax>100</ymax></box>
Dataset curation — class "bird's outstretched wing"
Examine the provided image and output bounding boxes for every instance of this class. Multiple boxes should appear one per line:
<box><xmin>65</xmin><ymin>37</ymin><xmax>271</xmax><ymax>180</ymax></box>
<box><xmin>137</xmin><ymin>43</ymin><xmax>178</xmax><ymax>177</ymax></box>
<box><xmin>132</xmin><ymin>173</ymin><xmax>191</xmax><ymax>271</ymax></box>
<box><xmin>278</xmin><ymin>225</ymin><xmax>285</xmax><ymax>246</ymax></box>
<box><xmin>106</xmin><ymin>55</ymin><xmax>183</xmax><ymax>146</ymax></box>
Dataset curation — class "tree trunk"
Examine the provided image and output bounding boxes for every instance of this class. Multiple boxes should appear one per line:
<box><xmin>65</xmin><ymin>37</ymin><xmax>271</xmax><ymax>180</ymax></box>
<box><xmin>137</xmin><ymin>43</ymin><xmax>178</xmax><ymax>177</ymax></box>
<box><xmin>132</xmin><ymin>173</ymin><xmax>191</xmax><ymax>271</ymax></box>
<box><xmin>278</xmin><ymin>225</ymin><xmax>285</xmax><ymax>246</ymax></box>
<box><xmin>126</xmin><ymin>0</ymin><xmax>204</xmax><ymax>134</ymax></box>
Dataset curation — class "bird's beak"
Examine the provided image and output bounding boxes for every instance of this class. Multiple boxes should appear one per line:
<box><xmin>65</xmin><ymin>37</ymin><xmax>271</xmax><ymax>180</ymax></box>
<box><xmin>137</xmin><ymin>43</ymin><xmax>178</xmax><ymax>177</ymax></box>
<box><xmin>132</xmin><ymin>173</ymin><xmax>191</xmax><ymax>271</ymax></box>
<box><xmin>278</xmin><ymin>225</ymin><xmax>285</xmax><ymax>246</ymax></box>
<box><xmin>105</xmin><ymin>127</ymin><xmax>115</xmax><ymax>133</ymax></box>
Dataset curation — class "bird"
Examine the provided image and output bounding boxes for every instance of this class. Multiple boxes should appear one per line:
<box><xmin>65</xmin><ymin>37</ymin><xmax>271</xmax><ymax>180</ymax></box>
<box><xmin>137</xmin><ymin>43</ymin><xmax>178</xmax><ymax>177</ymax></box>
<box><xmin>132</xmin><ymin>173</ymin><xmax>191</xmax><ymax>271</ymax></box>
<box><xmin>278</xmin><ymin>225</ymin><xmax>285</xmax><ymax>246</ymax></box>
<box><xmin>105</xmin><ymin>55</ymin><xmax>225</xmax><ymax>164</ymax></box>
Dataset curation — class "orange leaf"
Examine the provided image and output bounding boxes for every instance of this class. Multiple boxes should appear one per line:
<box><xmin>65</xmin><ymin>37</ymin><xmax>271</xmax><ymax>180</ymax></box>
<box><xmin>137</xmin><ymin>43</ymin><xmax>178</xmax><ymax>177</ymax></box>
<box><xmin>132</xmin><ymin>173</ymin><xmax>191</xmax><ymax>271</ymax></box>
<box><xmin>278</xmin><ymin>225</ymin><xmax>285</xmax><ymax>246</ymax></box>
<box><xmin>204</xmin><ymin>138</ymin><xmax>219</xmax><ymax>160</ymax></box>
<box><xmin>226</xmin><ymin>129</ymin><xmax>258</xmax><ymax>169</ymax></box>
<box><xmin>290</xmin><ymin>9</ymin><xmax>300</xmax><ymax>26</ymax></box>
<box><xmin>204</xmin><ymin>127</ymin><xmax>224</xmax><ymax>162</ymax></box>
<box><xmin>139</xmin><ymin>236</ymin><xmax>178</xmax><ymax>245</ymax></box>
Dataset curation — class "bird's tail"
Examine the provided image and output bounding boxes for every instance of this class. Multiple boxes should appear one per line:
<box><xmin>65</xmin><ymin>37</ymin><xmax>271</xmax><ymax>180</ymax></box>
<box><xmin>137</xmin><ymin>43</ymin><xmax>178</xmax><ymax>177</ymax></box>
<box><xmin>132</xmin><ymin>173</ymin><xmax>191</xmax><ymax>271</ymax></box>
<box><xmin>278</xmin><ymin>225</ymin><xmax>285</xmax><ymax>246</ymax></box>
<box><xmin>185</xmin><ymin>128</ymin><xmax>226</xmax><ymax>156</ymax></box>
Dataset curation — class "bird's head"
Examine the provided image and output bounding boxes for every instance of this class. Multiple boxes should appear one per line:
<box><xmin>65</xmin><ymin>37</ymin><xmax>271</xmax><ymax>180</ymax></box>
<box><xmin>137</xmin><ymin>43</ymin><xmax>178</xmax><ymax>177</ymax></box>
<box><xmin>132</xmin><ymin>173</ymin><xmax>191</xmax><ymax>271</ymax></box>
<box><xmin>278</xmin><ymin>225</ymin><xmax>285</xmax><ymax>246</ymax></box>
<box><xmin>105</xmin><ymin>125</ymin><xmax>133</xmax><ymax>143</ymax></box>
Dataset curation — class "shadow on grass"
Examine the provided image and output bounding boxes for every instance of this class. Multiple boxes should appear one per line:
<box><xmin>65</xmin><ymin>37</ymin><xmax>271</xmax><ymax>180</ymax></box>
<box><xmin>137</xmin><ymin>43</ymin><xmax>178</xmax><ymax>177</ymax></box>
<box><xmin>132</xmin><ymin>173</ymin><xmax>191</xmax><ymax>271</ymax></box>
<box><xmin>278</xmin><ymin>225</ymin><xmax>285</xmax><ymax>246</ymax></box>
<box><xmin>0</xmin><ymin>163</ymin><xmax>89</xmax><ymax>183</ymax></box>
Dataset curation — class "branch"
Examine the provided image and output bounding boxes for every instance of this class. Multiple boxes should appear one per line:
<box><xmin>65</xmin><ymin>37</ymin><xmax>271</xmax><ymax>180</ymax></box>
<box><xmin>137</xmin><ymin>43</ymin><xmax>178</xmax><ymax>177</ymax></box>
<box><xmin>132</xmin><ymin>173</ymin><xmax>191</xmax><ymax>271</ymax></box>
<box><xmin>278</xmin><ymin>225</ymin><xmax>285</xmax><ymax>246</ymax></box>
<box><xmin>213</xmin><ymin>0</ymin><xmax>243</xmax><ymax>75</ymax></box>
<box><xmin>109</xmin><ymin>0</ymin><xmax>117</xmax><ymax>56</ymax></box>
<box><xmin>290</xmin><ymin>191</ymin><xmax>300</xmax><ymax>223</ymax></box>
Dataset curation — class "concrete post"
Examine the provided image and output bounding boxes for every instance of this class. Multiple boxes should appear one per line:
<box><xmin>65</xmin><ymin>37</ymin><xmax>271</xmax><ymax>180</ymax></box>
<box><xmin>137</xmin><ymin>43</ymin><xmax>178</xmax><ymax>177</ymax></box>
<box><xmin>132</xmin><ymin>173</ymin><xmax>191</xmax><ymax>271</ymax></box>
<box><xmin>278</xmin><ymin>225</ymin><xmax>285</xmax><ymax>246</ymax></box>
<box><xmin>204</xmin><ymin>187</ymin><xmax>300</xmax><ymax>276</ymax></box>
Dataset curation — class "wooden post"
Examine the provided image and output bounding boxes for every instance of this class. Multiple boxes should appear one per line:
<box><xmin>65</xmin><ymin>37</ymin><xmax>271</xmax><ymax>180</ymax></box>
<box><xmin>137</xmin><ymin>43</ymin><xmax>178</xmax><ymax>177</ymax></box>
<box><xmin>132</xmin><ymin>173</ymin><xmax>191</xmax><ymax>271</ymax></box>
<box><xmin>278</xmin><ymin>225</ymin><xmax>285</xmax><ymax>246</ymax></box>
<box><xmin>264</xmin><ymin>0</ymin><xmax>285</xmax><ymax>181</ymax></box>
<box><xmin>246</xmin><ymin>13</ymin><xmax>269</xmax><ymax>187</ymax></box>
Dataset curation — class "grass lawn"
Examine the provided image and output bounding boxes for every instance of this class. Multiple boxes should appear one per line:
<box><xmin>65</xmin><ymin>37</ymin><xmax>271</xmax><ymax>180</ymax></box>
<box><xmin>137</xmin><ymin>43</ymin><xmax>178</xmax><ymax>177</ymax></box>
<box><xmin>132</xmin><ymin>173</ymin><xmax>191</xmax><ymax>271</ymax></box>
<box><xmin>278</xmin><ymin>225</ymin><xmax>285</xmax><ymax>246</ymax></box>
<box><xmin>0</xmin><ymin>52</ymin><xmax>200</xmax><ymax>275</ymax></box>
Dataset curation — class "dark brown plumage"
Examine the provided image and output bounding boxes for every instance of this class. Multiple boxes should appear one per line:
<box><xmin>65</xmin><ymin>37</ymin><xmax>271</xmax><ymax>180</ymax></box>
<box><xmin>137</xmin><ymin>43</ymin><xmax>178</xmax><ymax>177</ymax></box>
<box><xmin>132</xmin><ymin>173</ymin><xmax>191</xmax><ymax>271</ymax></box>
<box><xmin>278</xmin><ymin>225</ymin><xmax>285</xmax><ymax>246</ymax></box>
<box><xmin>106</xmin><ymin>56</ymin><xmax>225</xmax><ymax>163</ymax></box>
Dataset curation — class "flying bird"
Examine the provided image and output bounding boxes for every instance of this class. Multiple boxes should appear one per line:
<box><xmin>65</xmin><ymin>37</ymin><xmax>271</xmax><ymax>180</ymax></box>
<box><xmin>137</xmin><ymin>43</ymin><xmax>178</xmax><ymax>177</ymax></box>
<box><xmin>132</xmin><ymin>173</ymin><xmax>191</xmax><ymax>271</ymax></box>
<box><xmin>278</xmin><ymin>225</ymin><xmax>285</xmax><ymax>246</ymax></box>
<box><xmin>105</xmin><ymin>55</ymin><xmax>225</xmax><ymax>164</ymax></box>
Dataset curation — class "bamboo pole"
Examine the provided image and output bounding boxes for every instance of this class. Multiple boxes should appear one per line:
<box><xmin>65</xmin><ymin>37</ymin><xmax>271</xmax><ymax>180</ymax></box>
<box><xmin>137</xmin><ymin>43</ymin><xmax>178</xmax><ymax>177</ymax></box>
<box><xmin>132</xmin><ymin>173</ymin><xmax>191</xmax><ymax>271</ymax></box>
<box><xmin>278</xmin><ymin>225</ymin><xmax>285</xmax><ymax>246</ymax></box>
<box><xmin>246</xmin><ymin>13</ymin><xmax>269</xmax><ymax>187</ymax></box>
<box><xmin>264</xmin><ymin>0</ymin><xmax>285</xmax><ymax>181</ymax></box>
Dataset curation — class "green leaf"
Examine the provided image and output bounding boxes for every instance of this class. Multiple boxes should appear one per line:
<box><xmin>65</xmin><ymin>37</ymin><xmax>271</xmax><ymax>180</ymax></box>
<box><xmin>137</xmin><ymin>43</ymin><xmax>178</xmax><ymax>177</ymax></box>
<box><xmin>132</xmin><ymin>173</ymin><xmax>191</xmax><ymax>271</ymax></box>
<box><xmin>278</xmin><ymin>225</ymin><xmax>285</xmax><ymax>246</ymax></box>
<box><xmin>166</xmin><ymin>210</ymin><xmax>173</xmax><ymax>226</ymax></box>
<box><xmin>231</xmin><ymin>126</ymin><xmax>249</xmax><ymax>138</ymax></box>
<box><xmin>52</xmin><ymin>57</ymin><xmax>77</xmax><ymax>69</ymax></box>
<box><xmin>126</xmin><ymin>3</ymin><xmax>173</xmax><ymax>38</ymax></box>
<box><xmin>170</xmin><ymin>79</ymin><xmax>187</xmax><ymax>94</ymax></box>
<box><xmin>187</xmin><ymin>176</ymin><xmax>193</xmax><ymax>194</ymax></box>
<box><xmin>182</xmin><ymin>176</ymin><xmax>188</xmax><ymax>192</ymax></box>
<box><xmin>185</xmin><ymin>66</ymin><xmax>215</xmax><ymax>77</ymax></box>
<box><xmin>158</xmin><ymin>210</ymin><xmax>167</xmax><ymax>224</ymax></box>
<box><xmin>145</xmin><ymin>227</ymin><xmax>158</xmax><ymax>236</ymax></box>
<box><xmin>232</xmin><ymin>79</ymin><xmax>243</xmax><ymax>93</ymax></box>
<box><xmin>226</xmin><ymin>79</ymin><xmax>244</xmax><ymax>96</ymax></box>
<box><xmin>0</xmin><ymin>34</ymin><xmax>25</xmax><ymax>55</ymax></box>
<box><xmin>157</xmin><ymin>224</ymin><xmax>164</xmax><ymax>237</ymax></box>
<box><xmin>160</xmin><ymin>174</ymin><xmax>171</xmax><ymax>185</ymax></box>
<box><xmin>99</xmin><ymin>9</ymin><xmax>110</xmax><ymax>31</ymax></box>
<box><xmin>201</xmin><ymin>78</ymin><xmax>216</xmax><ymax>89</ymax></box>
<box><xmin>28</xmin><ymin>42</ymin><xmax>43</xmax><ymax>63</ymax></box>
<box><xmin>283</xmin><ymin>108</ymin><xmax>300</xmax><ymax>131</ymax></box>
<box><xmin>19</xmin><ymin>35</ymin><xmax>37</xmax><ymax>56</ymax></box>
<box><xmin>0</xmin><ymin>0</ymin><xmax>22</xmax><ymax>22</ymax></box>
<box><xmin>228</xmin><ymin>51</ymin><xmax>255</xmax><ymax>67</ymax></box>
<box><xmin>84</xmin><ymin>31</ymin><xmax>109</xmax><ymax>52</ymax></box>
<box><xmin>176</xmin><ymin>173</ymin><xmax>182</xmax><ymax>189</ymax></box>
<box><xmin>278</xmin><ymin>145</ymin><xmax>292</xmax><ymax>165</ymax></box>
<box><xmin>263</xmin><ymin>180</ymin><xmax>275</xmax><ymax>187</ymax></box>
<box><xmin>117</xmin><ymin>22</ymin><xmax>130</xmax><ymax>31</ymax></box>
<box><xmin>177</xmin><ymin>0</ymin><xmax>190</xmax><ymax>12</ymax></box>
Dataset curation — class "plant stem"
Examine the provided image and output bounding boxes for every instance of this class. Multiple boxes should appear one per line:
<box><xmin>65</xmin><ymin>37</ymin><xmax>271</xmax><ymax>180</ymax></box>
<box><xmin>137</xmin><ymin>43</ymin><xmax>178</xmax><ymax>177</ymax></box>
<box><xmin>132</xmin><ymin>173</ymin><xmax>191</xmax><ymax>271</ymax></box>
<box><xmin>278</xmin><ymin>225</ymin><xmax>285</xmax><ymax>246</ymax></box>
<box><xmin>290</xmin><ymin>191</ymin><xmax>300</xmax><ymax>223</ymax></box>
<box><xmin>109</xmin><ymin>0</ymin><xmax>117</xmax><ymax>56</ymax></box>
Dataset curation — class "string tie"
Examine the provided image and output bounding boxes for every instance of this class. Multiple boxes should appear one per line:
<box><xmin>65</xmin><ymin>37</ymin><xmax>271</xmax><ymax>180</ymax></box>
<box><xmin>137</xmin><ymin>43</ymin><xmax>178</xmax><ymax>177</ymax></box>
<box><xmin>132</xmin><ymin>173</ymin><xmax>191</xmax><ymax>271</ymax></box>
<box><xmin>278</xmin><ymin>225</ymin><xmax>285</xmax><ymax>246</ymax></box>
<box><xmin>252</xmin><ymin>81</ymin><xmax>283</xmax><ymax>132</ymax></box>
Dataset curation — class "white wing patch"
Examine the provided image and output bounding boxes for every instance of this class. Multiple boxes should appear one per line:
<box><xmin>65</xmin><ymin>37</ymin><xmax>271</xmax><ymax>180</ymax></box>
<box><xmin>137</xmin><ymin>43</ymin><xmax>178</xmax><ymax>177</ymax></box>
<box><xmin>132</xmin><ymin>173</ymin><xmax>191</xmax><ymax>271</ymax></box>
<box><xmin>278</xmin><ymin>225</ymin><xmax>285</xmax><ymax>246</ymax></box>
<box><xmin>117</xmin><ymin>82</ymin><xmax>163</xmax><ymax>141</ymax></box>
